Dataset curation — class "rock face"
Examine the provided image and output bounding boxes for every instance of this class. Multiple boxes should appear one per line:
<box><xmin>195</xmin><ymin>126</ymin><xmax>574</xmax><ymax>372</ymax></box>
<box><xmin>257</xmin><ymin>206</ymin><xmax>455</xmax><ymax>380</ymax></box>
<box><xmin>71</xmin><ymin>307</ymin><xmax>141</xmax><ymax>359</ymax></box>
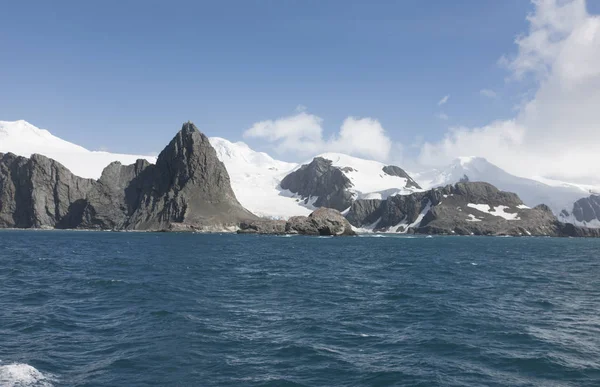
<box><xmin>382</xmin><ymin>165</ymin><xmax>421</xmax><ymax>189</ymax></box>
<box><xmin>561</xmin><ymin>195</ymin><xmax>600</xmax><ymax>226</ymax></box>
<box><xmin>239</xmin><ymin>208</ymin><xmax>355</xmax><ymax>236</ymax></box>
<box><xmin>0</xmin><ymin>153</ymin><xmax>94</xmax><ymax>228</ymax></box>
<box><xmin>346</xmin><ymin>182</ymin><xmax>600</xmax><ymax>237</ymax></box>
<box><xmin>123</xmin><ymin>122</ymin><xmax>254</xmax><ymax>230</ymax></box>
<box><xmin>279</xmin><ymin>157</ymin><xmax>354</xmax><ymax>211</ymax></box>
<box><xmin>0</xmin><ymin>122</ymin><xmax>256</xmax><ymax>231</ymax></box>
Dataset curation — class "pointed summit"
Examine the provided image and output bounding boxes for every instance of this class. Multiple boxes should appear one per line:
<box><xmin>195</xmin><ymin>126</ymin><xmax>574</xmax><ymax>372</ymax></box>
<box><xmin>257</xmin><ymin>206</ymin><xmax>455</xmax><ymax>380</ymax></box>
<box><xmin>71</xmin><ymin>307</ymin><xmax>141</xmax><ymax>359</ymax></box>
<box><xmin>126</xmin><ymin>122</ymin><xmax>256</xmax><ymax>230</ymax></box>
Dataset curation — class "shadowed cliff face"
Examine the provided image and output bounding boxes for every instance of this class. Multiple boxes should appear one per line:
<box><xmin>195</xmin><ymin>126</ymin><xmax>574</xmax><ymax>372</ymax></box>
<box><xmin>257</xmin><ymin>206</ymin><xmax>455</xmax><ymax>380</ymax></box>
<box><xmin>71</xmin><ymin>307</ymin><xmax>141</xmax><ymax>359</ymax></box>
<box><xmin>0</xmin><ymin>122</ymin><xmax>256</xmax><ymax>231</ymax></box>
<box><xmin>124</xmin><ymin>122</ymin><xmax>255</xmax><ymax>230</ymax></box>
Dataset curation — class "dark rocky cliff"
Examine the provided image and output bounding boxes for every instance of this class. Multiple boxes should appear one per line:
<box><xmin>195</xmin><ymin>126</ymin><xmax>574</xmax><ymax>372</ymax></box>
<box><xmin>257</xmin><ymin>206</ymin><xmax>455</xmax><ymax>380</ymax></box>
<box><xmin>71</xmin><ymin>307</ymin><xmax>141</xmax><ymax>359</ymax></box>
<box><xmin>0</xmin><ymin>122</ymin><xmax>255</xmax><ymax>231</ymax></box>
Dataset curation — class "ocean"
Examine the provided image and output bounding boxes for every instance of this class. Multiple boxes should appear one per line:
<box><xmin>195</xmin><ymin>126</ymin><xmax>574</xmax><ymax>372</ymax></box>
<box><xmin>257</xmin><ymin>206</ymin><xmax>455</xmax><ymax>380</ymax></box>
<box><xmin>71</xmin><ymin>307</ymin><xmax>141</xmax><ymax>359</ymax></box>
<box><xmin>1</xmin><ymin>231</ymin><xmax>599</xmax><ymax>386</ymax></box>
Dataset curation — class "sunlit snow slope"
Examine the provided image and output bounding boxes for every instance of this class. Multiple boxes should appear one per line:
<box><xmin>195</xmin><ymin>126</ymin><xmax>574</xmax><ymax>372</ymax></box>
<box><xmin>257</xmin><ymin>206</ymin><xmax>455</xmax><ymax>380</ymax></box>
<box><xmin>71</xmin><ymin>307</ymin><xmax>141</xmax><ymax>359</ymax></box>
<box><xmin>209</xmin><ymin>137</ymin><xmax>312</xmax><ymax>219</ymax></box>
<box><xmin>313</xmin><ymin>152</ymin><xmax>421</xmax><ymax>200</ymax></box>
<box><xmin>209</xmin><ymin>142</ymin><xmax>423</xmax><ymax>219</ymax></box>
<box><xmin>413</xmin><ymin>157</ymin><xmax>596</xmax><ymax>217</ymax></box>
<box><xmin>0</xmin><ymin>120</ymin><xmax>156</xmax><ymax>179</ymax></box>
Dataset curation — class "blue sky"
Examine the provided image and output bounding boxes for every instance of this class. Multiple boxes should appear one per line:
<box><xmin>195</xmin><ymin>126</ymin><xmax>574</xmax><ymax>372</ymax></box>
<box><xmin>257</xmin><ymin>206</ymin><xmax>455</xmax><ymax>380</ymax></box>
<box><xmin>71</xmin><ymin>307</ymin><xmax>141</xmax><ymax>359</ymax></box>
<box><xmin>1</xmin><ymin>1</ymin><xmax>599</xmax><ymax>168</ymax></box>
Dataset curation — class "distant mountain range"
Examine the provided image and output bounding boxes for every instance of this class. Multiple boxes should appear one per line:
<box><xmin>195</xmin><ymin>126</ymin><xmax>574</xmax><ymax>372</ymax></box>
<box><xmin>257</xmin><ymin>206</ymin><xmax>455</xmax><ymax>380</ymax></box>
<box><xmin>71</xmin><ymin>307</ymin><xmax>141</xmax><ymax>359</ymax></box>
<box><xmin>1</xmin><ymin>120</ymin><xmax>599</xmax><ymax>228</ymax></box>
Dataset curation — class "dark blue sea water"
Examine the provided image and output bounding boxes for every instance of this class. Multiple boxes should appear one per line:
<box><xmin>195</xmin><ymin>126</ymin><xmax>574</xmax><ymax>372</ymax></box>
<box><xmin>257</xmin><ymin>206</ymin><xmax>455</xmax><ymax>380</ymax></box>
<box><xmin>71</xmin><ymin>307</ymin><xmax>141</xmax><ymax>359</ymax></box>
<box><xmin>1</xmin><ymin>231</ymin><xmax>600</xmax><ymax>387</ymax></box>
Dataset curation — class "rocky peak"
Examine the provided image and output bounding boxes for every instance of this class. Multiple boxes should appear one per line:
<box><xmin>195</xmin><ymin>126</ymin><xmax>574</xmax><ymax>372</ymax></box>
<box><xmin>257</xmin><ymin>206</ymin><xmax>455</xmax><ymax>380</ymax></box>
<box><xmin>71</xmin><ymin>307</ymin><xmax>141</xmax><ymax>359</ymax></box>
<box><xmin>447</xmin><ymin>182</ymin><xmax>523</xmax><ymax>207</ymax></box>
<box><xmin>382</xmin><ymin>165</ymin><xmax>421</xmax><ymax>189</ymax></box>
<box><xmin>280</xmin><ymin>157</ymin><xmax>354</xmax><ymax>211</ymax></box>
<box><xmin>0</xmin><ymin>122</ymin><xmax>256</xmax><ymax>231</ymax></box>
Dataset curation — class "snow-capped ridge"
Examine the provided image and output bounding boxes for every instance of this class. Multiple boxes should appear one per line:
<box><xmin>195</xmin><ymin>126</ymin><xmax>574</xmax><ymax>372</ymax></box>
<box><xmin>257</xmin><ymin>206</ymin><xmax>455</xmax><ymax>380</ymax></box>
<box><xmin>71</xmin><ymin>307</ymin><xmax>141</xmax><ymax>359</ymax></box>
<box><xmin>0</xmin><ymin>120</ymin><xmax>156</xmax><ymax>179</ymax></box>
<box><xmin>413</xmin><ymin>156</ymin><xmax>599</xmax><ymax>224</ymax></box>
<box><xmin>312</xmin><ymin>152</ymin><xmax>422</xmax><ymax>200</ymax></box>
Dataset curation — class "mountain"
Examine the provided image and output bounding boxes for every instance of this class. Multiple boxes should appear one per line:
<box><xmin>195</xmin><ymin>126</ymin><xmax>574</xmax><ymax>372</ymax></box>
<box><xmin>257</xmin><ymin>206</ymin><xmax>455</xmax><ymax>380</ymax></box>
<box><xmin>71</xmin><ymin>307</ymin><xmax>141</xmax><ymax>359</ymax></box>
<box><xmin>0</xmin><ymin>122</ymin><xmax>255</xmax><ymax>231</ymax></box>
<box><xmin>278</xmin><ymin>154</ymin><xmax>421</xmax><ymax>212</ymax></box>
<box><xmin>279</xmin><ymin>157</ymin><xmax>355</xmax><ymax>211</ymax></box>
<box><xmin>3</xmin><ymin>120</ymin><xmax>600</xmax><ymax>228</ymax></box>
<box><xmin>313</xmin><ymin>152</ymin><xmax>422</xmax><ymax>199</ymax></box>
<box><xmin>0</xmin><ymin>120</ymin><xmax>156</xmax><ymax>179</ymax></box>
<box><xmin>345</xmin><ymin>181</ymin><xmax>600</xmax><ymax>237</ymax></box>
<box><xmin>208</xmin><ymin>141</ymin><xmax>422</xmax><ymax>219</ymax></box>
<box><xmin>413</xmin><ymin>157</ymin><xmax>596</xmax><ymax>221</ymax></box>
<box><xmin>560</xmin><ymin>195</ymin><xmax>600</xmax><ymax>228</ymax></box>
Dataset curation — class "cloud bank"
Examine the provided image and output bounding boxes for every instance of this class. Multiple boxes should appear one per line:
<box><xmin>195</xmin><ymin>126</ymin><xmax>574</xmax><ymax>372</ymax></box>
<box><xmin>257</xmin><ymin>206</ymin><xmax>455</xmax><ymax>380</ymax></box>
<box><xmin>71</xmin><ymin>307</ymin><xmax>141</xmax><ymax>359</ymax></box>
<box><xmin>244</xmin><ymin>112</ymin><xmax>393</xmax><ymax>162</ymax></box>
<box><xmin>244</xmin><ymin>1</ymin><xmax>600</xmax><ymax>183</ymax></box>
<box><xmin>480</xmin><ymin>89</ymin><xmax>497</xmax><ymax>98</ymax></box>
<box><xmin>420</xmin><ymin>0</ymin><xmax>600</xmax><ymax>182</ymax></box>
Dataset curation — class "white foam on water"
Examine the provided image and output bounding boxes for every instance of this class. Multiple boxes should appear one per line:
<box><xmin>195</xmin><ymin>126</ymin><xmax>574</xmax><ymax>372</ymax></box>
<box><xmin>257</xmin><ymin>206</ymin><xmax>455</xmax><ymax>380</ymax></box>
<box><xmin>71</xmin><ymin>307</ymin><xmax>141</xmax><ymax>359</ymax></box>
<box><xmin>0</xmin><ymin>363</ymin><xmax>54</xmax><ymax>387</ymax></box>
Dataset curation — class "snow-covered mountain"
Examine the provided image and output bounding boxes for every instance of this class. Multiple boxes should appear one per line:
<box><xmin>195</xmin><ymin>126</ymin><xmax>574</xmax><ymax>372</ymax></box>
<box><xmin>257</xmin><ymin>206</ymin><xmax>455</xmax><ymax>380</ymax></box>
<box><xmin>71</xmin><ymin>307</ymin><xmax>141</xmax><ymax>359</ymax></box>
<box><xmin>311</xmin><ymin>152</ymin><xmax>421</xmax><ymax>200</ymax></box>
<box><xmin>209</xmin><ymin>141</ymin><xmax>423</xmax><ymax>218</ymax></box>
<box><xmin>2</xmin><ymin>120</ymin><xmax>598</xmax><ymax>226</ymax></box>
<box><xmin>412</xmin><ymin>156</ymin><xmax>598</xmax><ymax>223</ymax></box>
<box><xmin>0</xmin><ymin>120</ymin><xmax>156</xmax><ymax>179</ymax></box>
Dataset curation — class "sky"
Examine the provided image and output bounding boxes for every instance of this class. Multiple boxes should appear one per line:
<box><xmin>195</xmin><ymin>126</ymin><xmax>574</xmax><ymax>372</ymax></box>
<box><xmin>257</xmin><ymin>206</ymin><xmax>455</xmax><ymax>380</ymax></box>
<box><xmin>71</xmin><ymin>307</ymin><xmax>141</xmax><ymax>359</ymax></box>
<box><xmin>1</xmin><ymin>1</ymin><xmax>600</xmax><ymax>182</ymax></box>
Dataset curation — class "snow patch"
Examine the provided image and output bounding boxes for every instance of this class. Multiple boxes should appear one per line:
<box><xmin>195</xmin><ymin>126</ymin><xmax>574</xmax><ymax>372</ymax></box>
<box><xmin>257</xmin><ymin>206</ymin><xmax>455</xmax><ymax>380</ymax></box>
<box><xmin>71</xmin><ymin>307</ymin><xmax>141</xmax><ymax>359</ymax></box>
<box><xmin>392</xmin><ymin>200</ymin><xmax>432</xmax><ymax>233</ymax></box>
<box><xmin>351</xmin><ymin>217</ymin><xmax>382</xmax><ymax>233</ymax></box>
<box><xmin>467</xmin><ymin>203</ymin><xmax>520</xmax><ymax>220</ymax></box>
<box><xmin>559</xmin><ymin>213</ymin><xmax>600</xmax><ymax>229</ymax></box>
<box><xmin>466</xmin><ymin>214</ymin><xmax>482</xmax><ymax>222</ymax></box>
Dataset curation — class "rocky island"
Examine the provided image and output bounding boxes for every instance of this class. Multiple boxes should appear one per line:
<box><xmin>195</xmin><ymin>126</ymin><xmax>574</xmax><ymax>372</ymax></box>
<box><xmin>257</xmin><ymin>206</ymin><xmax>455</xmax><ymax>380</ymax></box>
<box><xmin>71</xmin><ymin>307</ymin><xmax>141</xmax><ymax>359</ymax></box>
<box><xmin>0</xmin><ymin>121</ymin><xmax>599</xmax><ymax>237</ymax></box>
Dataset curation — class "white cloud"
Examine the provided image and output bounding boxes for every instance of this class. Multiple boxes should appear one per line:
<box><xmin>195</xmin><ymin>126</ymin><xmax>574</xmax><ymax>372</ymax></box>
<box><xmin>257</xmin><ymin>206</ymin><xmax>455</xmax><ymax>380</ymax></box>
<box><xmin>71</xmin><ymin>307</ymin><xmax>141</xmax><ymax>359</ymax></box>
<box><xmin>438</xmin><ymin>95</ymin><xmax>450</xmax><ymax>106</ymax></box>
<box><xmin>244</xmin><ymin>111</ymin><xmax>393</xmax><ymax>161</ymax></box>
<box><xmin>480</xmin><ymin>89</ymin><xmax>497</xmax><ymax>98</ymax></box>
<box><xmin>419</xmin><ymin>0</ymin><xmax>600</xmax><ymax>182</ymax></box>
<box><xmin>437</xmin><ymin>113</ymin><xmax>449</xmax><ymax>120</ymax></box>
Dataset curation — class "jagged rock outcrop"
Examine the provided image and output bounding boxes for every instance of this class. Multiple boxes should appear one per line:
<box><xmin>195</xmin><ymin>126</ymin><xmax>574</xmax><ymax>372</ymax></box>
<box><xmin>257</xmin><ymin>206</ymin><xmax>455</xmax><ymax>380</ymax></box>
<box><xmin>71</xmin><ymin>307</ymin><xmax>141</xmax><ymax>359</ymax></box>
<box><xmin>279</xmin><ymin>157</ymin><xmax>354</xmax><ymax>211</ymax></box>
<box><xmin>239</xmin><ymin>219</ymin><xmax>287</xmax><ymax>234</ymax></box>
<box><xmin>561</xmin><ymin>195</ymin><xmax>600</xmax><ymax>226</ymax></box>
<box><xmin>0</xmin><ymin>153</ymin><xmax>95</xmax><ymax>228</ymax></box>
<box><xmin>346</xmin><ymin>182</ymin><xmax>600</xmax><ymax>237</ymax></box>
<box><xmin>239</xmin><ymin>208</ymin><xmax>355</xmax><ymax>236</ymax></box>
<box><xmin>0</xmin><ymin>122</ymin><xmax>256</xmax><ymax>231</ymax></box>
<box><xmin>382</xmin><ymin>165</ymin><xmax>421</xmax><ymax>189</ymax></box>
<box><xmin>123</xmin><ymin>122</ymin><xmax>254</xmax><ymax>230</ymax></box>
